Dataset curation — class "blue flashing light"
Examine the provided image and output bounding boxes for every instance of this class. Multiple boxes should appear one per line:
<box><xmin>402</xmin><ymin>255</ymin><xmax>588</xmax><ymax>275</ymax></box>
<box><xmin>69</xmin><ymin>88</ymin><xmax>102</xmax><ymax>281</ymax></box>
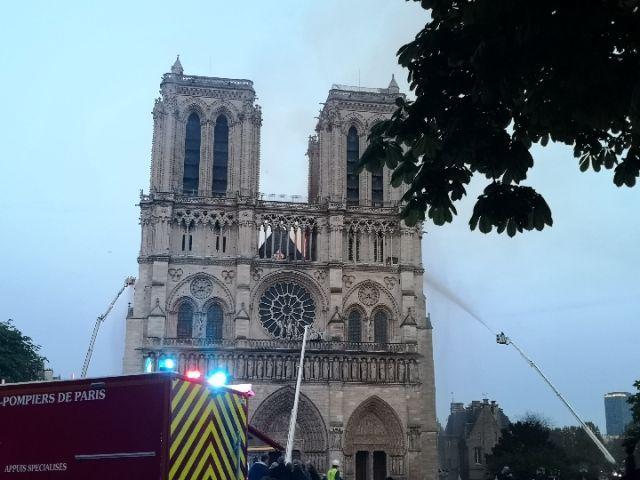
<box><xmin>207</xmin><ymin>370</ymin><xmax>229</xmax><ymax>388</ymax></box>
<box><xmin>158</xmin><ymin>357</ymin><xmax>176</xmax><ymax>372</ymax></box>
<box><xmin>144</xmin><ymin>357</ymin><xmax>154</xmax><ymax>373</ymax></box>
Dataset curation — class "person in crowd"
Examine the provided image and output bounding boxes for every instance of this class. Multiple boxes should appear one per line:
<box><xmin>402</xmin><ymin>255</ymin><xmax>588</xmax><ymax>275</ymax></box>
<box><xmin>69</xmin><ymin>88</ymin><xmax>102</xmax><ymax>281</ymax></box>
<box><xmin>270</xmin><ymin>456</ymin><xmax>290</xmax><ymax>480</ymax></box>
<box><xmin>307</xmin><ymin>462</ymin><xmax>321</xmax><ymax>480</ymax></box>
<box><xmin>291</xmin><ymin>460</ymin><xmax>308</xmax><ymax>480</ymax></box>
<box><xmin>327</xmin><ymin>460</ymin><xmax>341</xmax><ymax>480</ymax></box>
<box><xmin>249</xmin><ymin>454</ymin><xmax>270</xmax><ymax>480</ymax></box>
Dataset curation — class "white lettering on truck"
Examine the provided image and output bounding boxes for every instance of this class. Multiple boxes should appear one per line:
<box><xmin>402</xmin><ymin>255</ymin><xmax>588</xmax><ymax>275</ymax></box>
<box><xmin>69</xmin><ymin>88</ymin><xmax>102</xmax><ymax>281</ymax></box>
<box><xmin>1</xmin><ymin>389</ymin><xmax>106</xmax><ymax>407</ymax></box>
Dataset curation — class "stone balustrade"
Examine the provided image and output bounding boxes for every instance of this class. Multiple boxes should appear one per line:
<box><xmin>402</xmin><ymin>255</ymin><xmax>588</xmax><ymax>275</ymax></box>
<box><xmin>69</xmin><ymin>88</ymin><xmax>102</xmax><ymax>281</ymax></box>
<box><xmin>145</xmin><ymin>337</ymin><xmax>418</xmax><ymax>353</ymax></box>
<box><xmin>142</xmin><ymin>337</ymin><xmax>421</xmax><ymax>384</ymax></box>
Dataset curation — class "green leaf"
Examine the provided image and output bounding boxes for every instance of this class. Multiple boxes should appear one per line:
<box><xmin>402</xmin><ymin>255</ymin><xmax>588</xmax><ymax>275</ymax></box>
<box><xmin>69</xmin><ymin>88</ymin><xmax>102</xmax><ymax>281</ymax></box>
<box><xmin>540</xmin><ymin>134</ymin><xmax>549</xmax><ymax>147</ymax></box>
<box><xmin>404</xmin><ymin>206</ymin><xmax>421</xmax><ymax>226</ymax></box>
<box><xmin>386</xmin><ymin>145</ymin><xmax>403</xmax><ymax>169</ymax></box>
<box><xmin>479</xmin><ymin>216</ymin><xmax>493</xmax><ymax>234</ymax></box>
<box><xmin>391</xmin><ymin>170</ymin><xmax>405</xmax><ymax>188</ymax></box>
<box><xmin>604</xmin><ymin>150</ymin><xmax>616</xmax><ymax>169</ymax></box>
<box><xmin>579</xmin><ymin>155</ymin><xmax>590</xmax><ymax>172</ymax></box>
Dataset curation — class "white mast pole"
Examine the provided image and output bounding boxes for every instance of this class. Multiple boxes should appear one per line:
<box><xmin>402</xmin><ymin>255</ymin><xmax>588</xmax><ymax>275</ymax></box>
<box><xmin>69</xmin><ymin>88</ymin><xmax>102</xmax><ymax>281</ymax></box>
<box><xmin>285</xmin><ymin>325</ymin><xmax>309</xmax><ymax>464</ymax></box>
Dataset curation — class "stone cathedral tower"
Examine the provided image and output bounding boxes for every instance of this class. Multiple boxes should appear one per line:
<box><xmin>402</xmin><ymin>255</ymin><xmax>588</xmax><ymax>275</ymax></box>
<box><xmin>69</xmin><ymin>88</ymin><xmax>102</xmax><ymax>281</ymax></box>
<box><xmin>124</xmin><ymin>58</ymin><xmax>437</xmax><ymax>480</ymax></box>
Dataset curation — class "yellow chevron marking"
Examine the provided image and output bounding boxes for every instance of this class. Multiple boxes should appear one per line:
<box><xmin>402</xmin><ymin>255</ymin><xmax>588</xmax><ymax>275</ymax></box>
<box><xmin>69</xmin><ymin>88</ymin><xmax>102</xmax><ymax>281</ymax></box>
<box><xmin>215</xmin><ymin>394</ymin><xmax>238</xmax><ymax>443</ymax></box>
<box><xmin>212</xmin><ymin>408</ymin><xmax>235</xmax><ymax>472</ymax></box>
<box><xmin>175</xmin><ymin>423</ymin><xmax>214</xmax><ymax>479</ymax></box>
<box><xmin>232</xmin><ymin>394</ymin><xmax>247</xmax><ymax>424</ymax></box>
<box><xmin>171</xmin><ymin>383</ymin><xmax>202</xmax><ymax>431</ymax></box>
<box><xmin>218</xmin><ymin>393</ymin><xmax>247</xmax><ymax>466</ymax></box>
<box><xmin>170</xmin><ymin>402</ymin><xmax>214</xmax><ymax>477</ymax></box>
<box><xmin>178</xmin><ymin>423</ymin><xmax>227</xmax><ymax>480</ymax></box>
<box><xmin>170</xmin><ymin>387</ymin><xmax>209</xmax><ymax>458</ymax></box>
<box><xmin>191</xmin><ymin>442</ymin><xmax>218</xmax><ymax>480</ymax></box>
<box><xmin>221</xmin><ymin>393</ymin><xmax>243</xmax><ymax>432</ymax></box>
<box><xmin>210</xmin><ymin>396</ymin><xmax>239</xmax><ymax>471</ymax></box>
<box><xmin>169</xmin><ymin>380</ymin><xmax>247</xmax><ymax>480</ymax></box>
<box><xmin>204</xmin><ymin>463</ymin><xmax>216</xmax><ymax>479</ymax></box>
<box><xmin>228</xmin><ymin>394</ymin><xmax>247</xmax><ymax>466</ymax></box>
<box><xmin>171</xmin><ymin>379</ymin><xmax>192</xmax><ymax>409</ymax></box>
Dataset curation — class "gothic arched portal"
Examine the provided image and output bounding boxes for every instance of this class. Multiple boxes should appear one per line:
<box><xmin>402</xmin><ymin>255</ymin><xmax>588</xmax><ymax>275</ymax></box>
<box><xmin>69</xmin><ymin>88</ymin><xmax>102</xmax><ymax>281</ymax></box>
<box><xmin>251</xmin><ymin>387</ymin><xmax>328</xmax><ymax>470</ymax></box>
<box><xmin>344</xmin><ymin>396</ymin><xmax>406</xmax><ymax>480</ymax></box>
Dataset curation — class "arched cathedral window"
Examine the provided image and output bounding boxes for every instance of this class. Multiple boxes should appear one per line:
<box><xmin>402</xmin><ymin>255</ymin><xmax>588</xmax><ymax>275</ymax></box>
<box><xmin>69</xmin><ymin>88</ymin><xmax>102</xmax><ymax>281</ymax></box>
<box><xmin>212</xmin><ymin>115</ymin><xmax>229</xmax><ymax>195</ymax></box>
<box><xmin>177</xmin><ymin>302</ymin><xmax>194</xmax><ymax>338</ymax></box>
<box><xmin>183</xmin><ymin>113</ymin><xmax>201</xmax><ymax>196</ymax></box>
<box><xmin>347</xmin><ymin>310</ymin><xmax>362</xmax><ymax>343</ymax></box>
<box><xmin>373</xmin><ymin>231</ymin><xmax>384</xmax><ymax>263</ymax></box>
<box><xmin>348</xmin><ymin>229</ymin><xmax>360</xmax><ymax>262</ymax></box>
<box><xmin>206</xmin><ymin>303</ymin><xmax>223</xmax><ymax>340</ymax></box>
<box><xmin>373</xmin><ymin>310</ymin><xmax>388</xmax><ymax>344</ymax></box>
<box><xmin>346</xmin><ymin>126</ymin><xmax>360</xmax><ymax>205</ymax></box>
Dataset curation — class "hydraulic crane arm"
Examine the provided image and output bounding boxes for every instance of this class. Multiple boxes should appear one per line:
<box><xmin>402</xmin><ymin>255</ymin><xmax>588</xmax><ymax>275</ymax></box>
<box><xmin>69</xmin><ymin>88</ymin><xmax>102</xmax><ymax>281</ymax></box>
<box><xmin>80</xmin><ymin>277</ymin><xmax>136</xmax><ymax>378</ymax></box>
<box><xmin>496</xmin><ymin>332</ymin><xmax>616</xmax><ymax>465</ymax></box>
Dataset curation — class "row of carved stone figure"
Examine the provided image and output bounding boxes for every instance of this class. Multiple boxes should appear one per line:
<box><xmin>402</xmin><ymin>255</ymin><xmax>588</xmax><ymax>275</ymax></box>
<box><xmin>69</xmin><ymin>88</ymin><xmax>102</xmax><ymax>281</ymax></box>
<box><xmin>150</xmin><ymin>352</ymin><xmax>421</xmax><ymax>384</ymax></box>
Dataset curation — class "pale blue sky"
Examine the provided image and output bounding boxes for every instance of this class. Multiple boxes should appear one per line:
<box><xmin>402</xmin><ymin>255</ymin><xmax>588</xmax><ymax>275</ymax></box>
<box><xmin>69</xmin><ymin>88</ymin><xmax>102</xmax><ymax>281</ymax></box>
<box><xmin>0</xmin><ymin>0</ymin><xmax>638</xmax><ymax>432</ymax></box>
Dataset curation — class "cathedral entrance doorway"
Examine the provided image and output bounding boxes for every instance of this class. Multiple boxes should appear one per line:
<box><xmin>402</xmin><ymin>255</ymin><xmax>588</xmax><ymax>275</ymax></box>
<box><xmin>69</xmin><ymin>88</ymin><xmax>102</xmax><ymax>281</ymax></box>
<box><xmin>373</xmin><ymin>451</ymin><xmax>387</xmax><ymax>480</ymax></box>
<box><xmin>250</xmin><ymin>387</ymin><xmax>328</xmax><ymax>470</ymax></box>
<box><xmin>354</xmin><ymin>451</ymin><xmax>387</xmax><ymax>480</ymax></box>
<box><xmin>344</xmin><ymin>397</ymin><xmax>405</xmax><ymax>480</ymax></box>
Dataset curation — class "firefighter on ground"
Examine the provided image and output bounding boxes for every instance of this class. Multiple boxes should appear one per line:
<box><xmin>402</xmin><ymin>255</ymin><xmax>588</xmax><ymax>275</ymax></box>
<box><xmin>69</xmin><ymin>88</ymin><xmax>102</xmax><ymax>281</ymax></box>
<box><xmin>327</xmin><ymin>460</ymin><xmax>342</xmax><ymax>480</ymax></box>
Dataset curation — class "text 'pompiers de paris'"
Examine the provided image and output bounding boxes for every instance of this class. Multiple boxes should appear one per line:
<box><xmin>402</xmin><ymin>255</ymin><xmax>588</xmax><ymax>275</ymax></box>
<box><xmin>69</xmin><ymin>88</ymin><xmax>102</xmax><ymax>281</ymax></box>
<box><xmin>1</xmin><ymin>389</ymin><xmax>106</xmax><ymax>407</ymax></box>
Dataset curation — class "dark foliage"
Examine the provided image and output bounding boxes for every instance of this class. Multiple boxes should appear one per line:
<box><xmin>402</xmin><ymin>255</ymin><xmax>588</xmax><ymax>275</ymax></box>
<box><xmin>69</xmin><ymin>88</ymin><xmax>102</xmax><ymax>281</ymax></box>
<box><xmin>486</xmin><ymin>417</ymin><xmax>569</xmax><ymax>480</ymax></box>
<box><xmin>550</xmin><ymin>423</ymin><xmax>616</xmax><ymax>479</ymax></box>
<box><xmin>0</xmin><ymin>319</ymin><xmax>46</xmax><ymax>382</ymax></box>
<box><xmin>623</xmin><ymin>381</ymin><xmax>640</xmax><ymax>478</ymax></box>
<box><xmin>359</xmin><ymin>0</ymin><xmax>640</xmax><ymax>235</ymax></box>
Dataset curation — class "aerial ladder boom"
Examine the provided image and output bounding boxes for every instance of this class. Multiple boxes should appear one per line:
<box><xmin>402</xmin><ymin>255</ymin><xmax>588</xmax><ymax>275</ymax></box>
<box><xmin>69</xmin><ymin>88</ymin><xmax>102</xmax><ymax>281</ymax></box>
<box><xmin>496</xmin><ymin>332</ymin><xmax>616</xmax><ymax>465</ymax></box>
<box><xmin>80</xmin><ymin>277</ymin><xmax>136</xmax><ymax>378</ymax></box>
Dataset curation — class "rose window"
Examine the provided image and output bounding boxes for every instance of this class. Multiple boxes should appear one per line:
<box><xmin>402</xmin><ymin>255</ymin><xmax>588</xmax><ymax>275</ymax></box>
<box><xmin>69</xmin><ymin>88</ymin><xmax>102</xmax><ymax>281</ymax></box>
<box><xmin>259</xmin><ymin>282</ymin><xmax>316</xmax><ymax>339</ymax></box>
<box><xmin>190</xmin><ymin>277</ymin><xmax>213</xmax><ymax>300</ymax></box>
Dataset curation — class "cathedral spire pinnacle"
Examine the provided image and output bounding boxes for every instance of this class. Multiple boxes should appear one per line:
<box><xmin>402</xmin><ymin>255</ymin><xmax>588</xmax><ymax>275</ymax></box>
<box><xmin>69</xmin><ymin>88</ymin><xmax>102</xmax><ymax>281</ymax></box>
<box><xmin>388</xmin><ymin>74</ymin><xmax>399</xmax><ymax>93</ymax></box>
<box><xmin>171</xmin><ymin>55</ymin><xmax>184</xmax><ymax>75</ymax></box>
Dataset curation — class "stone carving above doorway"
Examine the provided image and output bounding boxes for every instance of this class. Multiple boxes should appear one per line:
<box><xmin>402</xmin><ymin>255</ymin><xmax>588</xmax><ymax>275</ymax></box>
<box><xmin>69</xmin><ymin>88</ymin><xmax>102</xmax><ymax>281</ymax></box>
<box><xmin>344</xmin><ymin>395</ymin><xmax>405</xmax><ymax>457</ymax></box>
<box><xmin>251</xmin><ymin>387</ymin><xmax>328</xmax><ymax>470</ymax></box>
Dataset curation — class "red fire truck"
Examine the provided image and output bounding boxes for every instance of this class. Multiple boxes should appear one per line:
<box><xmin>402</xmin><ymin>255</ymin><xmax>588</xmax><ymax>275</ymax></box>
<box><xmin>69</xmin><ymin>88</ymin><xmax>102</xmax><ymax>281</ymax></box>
<box><xmin>0</xmin><ymin>373</ymin><xmax>252</xmax><ymax>479</ymax></box>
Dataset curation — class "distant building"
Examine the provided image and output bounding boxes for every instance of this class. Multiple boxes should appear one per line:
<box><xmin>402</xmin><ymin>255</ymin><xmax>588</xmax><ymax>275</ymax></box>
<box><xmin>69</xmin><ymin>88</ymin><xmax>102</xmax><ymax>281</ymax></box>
<box><xmin>604</xmin><ymin>392</ymin><xmax>633</xmax><ymax>436</ymax></box>
<box><xmin>438</xmin><ymin>400</ymin><xmax>510</xmax><ymax>480</ymax></box>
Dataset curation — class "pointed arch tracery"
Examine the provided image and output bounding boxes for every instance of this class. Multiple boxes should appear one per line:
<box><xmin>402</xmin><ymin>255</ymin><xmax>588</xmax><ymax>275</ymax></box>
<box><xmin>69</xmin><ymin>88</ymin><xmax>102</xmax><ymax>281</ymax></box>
<box><xmin>177</xmin><ymin>298</ymin><xmax>196</xmax><ymax>338</ymax></box>
<box><xmin>372</xmin><ymin>308</ymin><xmax>389</xmax><ymax>343</ymax></box>
<box><xmin>345</xmin><ymin>305</ymin><xmax>365</xmax><ymax>343</ymax></box>
<box><xmin>205</xmin><ymin>301</ymin><xmax>224</xmax><ymax>340</ymax></box>
<box><xmin>251</xmin><ymin>387</ymin><xmax>328</xmax><ymax>469</ymax></box>
<box><xmin>341</xmin><ymin>114</ymin><xmax>367</xmax><ymax>135</ymax></box>
<box><xmin>346</xmin><ymin>126</ymin><xmax>360</xmax><ymax>204</ymax></box>
<box><xmin>183</xmin><ymin>112</ymin><xmax>201</xmax><ymax>195</ymax></box>
<box><xmin>344</xmin><ymin>396</ymin><xmax>405</xmax><ymax>456</ymax></box>
<box><xmin>212</xmin><ymin>114</ymin><xmax>229</xmax><ymax>195</ymax></box>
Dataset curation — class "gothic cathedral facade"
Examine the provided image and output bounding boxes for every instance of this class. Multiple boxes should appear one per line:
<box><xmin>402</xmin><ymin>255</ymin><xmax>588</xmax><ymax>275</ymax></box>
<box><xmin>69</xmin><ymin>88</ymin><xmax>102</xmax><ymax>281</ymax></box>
<box><xmin>124</xmin><ymin>58</ymin><xmax>438</xmax><ymax>480</ymax></box>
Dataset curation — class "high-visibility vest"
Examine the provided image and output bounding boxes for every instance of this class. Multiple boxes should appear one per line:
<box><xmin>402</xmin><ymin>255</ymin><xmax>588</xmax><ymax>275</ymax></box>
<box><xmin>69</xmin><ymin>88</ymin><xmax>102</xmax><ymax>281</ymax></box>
<box><xmin>328</xmin><ymin>467</ymin><xmax>339</xmax><ymax>480</ymax></box>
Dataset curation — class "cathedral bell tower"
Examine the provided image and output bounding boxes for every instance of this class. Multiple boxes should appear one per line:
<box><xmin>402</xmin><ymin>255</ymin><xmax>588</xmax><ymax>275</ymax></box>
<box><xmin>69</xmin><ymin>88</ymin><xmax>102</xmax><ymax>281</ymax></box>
<box><xmin>149</xmin><ymin>56</ymin><xmax>262</xmax><ymax>198</ymax></box>
<box><xmin>307</xmin><ymin>76</ymin><xmax>404</xmax><ymax>206</ymax></box>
